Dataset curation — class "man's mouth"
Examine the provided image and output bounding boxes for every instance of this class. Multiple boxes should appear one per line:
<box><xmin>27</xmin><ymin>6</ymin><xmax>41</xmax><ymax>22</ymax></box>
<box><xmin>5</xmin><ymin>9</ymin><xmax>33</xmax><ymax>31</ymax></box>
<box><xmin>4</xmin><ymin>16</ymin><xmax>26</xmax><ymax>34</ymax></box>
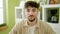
<box><xmin>29</xmin><ymin>15</ymin><xmax>34</xmax><ymax>17</ymax></box>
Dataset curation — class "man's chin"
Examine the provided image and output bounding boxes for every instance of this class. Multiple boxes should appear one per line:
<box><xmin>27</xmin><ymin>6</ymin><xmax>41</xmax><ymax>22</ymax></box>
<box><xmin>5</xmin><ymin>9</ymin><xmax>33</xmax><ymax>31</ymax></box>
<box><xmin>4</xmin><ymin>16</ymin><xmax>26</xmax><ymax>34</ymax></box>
<box><xmin>28</xmin><ymin>18</ymin><xmax>34</xmax><ymax>20</ymax></box>
<box><xmin>28</xmin><ymin>18</ymin><xmax>35</xmax><ymax>22</ymax></box>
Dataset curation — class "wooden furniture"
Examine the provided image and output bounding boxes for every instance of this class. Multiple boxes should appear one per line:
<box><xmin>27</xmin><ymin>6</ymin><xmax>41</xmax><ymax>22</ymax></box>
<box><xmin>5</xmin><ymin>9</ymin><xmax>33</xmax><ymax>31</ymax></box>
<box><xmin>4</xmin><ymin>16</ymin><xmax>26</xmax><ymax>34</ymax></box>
<box><xmin>0</xmin><ymin>26</ymin><xmax>8</xmax><ymax>31</ymax></box>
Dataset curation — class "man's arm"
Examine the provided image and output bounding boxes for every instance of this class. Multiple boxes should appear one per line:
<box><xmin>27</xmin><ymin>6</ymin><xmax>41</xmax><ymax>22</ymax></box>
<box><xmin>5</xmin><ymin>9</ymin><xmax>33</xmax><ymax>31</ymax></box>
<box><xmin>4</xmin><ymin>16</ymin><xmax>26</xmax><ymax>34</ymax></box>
<box><xmin>9</xmin><ymin>23</ymin><xmax>18</xmax><ymax>34</ymax></box>
<box><xmin>9</xmin><ymin>20</ymin><xmax>23</xmax><ymax>34</ymax></box>
<box><xmin>45</xmin><ymin>23</ymin><xmax>56</xmax><ymax>34</ymax></box>
<box><xmin>47</xmin><ymin>25</ymin><xmax>56</xmax><ymax>34</ymax></box>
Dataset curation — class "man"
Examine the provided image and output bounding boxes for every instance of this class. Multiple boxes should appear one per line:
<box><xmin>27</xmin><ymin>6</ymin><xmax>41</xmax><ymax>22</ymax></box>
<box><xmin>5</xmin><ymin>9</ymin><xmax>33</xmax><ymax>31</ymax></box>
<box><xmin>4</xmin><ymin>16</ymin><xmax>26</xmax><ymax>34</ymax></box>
<box><xmin>9</xmin><ymin>1</ymin><xmax>56</xmax><ymax>34</ymax></box>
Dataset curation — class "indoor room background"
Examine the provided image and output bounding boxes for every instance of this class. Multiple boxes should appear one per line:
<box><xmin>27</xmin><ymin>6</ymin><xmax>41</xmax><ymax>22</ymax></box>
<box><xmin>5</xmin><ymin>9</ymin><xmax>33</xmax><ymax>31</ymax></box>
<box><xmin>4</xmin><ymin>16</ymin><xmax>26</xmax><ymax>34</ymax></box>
<box><xmin>0</xmin><ymin>0</ymin><xmax>60</xmax><ymax>34</ymax></box>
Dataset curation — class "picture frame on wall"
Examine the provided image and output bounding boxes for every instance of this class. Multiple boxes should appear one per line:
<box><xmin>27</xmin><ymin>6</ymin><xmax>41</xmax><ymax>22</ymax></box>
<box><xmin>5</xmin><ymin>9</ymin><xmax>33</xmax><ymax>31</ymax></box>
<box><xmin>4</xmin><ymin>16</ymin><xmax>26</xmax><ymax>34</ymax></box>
<box><xmin>42</xmin><ymin>5</ymin><xmax>60</xmax><ymax>23</ymax></box>
<box><xmin>46</xmin><ymin>8</ymin><xmax>59</xmax><ymax>23</ymax></box>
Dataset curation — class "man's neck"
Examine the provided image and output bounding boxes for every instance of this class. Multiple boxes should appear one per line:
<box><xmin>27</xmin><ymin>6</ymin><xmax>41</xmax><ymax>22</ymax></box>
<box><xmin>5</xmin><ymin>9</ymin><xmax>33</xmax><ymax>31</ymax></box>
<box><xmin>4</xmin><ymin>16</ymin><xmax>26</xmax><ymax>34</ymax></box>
<box><xmin>27</xmin><ymin>19</ymin><xmax>37</xmax><ymax>26</ymax></box>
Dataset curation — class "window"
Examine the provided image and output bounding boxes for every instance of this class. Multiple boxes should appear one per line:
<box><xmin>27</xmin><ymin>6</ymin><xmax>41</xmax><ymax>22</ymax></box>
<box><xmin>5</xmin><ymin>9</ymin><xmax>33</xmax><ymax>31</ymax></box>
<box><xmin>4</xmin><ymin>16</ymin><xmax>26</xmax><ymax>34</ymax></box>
<box><xmin>0</xmin><ymin>0</ymin><xmax>4</xmax><ymax>24</ymax></box>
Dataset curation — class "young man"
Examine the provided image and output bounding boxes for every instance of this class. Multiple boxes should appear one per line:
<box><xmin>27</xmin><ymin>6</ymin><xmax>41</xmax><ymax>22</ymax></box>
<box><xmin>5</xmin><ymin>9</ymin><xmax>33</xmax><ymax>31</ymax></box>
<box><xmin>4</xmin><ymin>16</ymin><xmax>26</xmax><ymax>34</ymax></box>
<box><xmin>9</xmin><ymin>1</ymin><xmax>56</xmax><ymax>34</ymax></box>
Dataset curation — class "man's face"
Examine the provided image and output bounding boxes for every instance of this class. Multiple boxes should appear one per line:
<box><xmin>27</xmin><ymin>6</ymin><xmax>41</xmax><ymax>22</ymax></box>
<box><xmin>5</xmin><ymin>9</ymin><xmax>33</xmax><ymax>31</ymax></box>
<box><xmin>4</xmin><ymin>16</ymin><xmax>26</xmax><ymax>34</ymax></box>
<box><xmin>25</xmin><ymin>6</ymin><xmax>38</xmax><ymax>22</ymax></box>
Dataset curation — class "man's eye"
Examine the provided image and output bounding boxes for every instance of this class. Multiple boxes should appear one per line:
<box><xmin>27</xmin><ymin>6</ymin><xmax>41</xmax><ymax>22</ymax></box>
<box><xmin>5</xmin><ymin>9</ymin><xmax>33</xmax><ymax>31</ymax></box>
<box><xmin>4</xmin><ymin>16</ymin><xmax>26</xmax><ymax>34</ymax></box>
<box><xmin>27</xmin><ymin>10</ymin><xmax>30</xmax><ymax>12</ymax></box>
<box><xmin>32</xmin><ymin>9</ymin><xmax>35</xmax><ymax>12</ymax></box>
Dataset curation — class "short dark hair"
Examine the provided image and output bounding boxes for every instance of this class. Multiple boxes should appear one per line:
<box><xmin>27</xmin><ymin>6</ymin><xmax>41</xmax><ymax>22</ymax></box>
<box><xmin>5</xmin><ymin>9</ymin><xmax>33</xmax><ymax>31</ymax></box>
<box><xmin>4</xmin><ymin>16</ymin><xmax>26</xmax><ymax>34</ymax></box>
<box><xmin>24</xmin><ymin>1</ymin><xmax>39</xmax><ymax>9</ymax></box>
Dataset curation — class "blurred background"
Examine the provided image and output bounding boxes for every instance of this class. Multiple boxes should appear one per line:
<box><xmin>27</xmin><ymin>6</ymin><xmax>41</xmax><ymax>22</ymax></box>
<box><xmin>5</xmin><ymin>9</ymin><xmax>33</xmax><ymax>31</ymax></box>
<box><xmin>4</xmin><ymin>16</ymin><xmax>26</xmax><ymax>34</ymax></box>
<box><xmin>0</xmin><ymin>0</ymin><xmax>60</xmax><ymax>34</ymax></box>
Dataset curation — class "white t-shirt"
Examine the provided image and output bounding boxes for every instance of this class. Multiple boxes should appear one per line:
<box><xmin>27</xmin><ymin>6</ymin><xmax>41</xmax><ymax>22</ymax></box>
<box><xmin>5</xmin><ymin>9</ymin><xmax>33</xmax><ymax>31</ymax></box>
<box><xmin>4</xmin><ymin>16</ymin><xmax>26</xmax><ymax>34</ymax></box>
<box><xmin>29</xmin><ymin>26</ymin><xmax>35</xmax><ymax>34</ymax></box>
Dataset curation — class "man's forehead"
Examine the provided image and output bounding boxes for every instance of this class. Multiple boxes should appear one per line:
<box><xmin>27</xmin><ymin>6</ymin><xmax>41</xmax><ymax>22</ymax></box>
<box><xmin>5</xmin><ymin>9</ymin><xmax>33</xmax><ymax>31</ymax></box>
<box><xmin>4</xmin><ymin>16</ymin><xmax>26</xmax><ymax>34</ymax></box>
<box><xmin>25</xmin><ymin>6</ymin><xmax>37</xmax><ymax>9</ymax></box>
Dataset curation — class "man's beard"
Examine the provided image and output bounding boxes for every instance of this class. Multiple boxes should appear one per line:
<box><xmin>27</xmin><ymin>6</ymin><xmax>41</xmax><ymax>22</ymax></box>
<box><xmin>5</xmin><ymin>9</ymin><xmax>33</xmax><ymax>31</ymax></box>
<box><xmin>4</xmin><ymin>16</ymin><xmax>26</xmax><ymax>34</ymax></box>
<box><xmin>28</xmin><ymin>18</ymin><xmax>35</xmax><ymax>22</ymax></box>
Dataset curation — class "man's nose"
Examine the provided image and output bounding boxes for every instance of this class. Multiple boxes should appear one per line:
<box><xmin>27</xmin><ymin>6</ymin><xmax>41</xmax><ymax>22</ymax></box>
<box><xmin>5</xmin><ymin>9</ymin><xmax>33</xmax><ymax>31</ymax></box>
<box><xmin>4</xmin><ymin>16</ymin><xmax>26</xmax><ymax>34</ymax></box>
<box><xmin>29</xmin><ymin>11</ymin><xmax>33</xmax><ymax>15</ymax></box>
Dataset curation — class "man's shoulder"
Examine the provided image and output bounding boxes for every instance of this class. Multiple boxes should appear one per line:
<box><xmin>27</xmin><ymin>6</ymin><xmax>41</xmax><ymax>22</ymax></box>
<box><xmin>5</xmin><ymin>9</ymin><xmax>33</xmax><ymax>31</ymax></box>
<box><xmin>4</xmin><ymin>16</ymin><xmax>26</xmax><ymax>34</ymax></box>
<box><xmin>38</xmin><ymin>19</ymin><xmax>48</xmax><ymax>24</ymax></box>
<box><xmin>38</xmin><ymin>19</ymin><xmax>50</xmax><ymax>27</ymax></box>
